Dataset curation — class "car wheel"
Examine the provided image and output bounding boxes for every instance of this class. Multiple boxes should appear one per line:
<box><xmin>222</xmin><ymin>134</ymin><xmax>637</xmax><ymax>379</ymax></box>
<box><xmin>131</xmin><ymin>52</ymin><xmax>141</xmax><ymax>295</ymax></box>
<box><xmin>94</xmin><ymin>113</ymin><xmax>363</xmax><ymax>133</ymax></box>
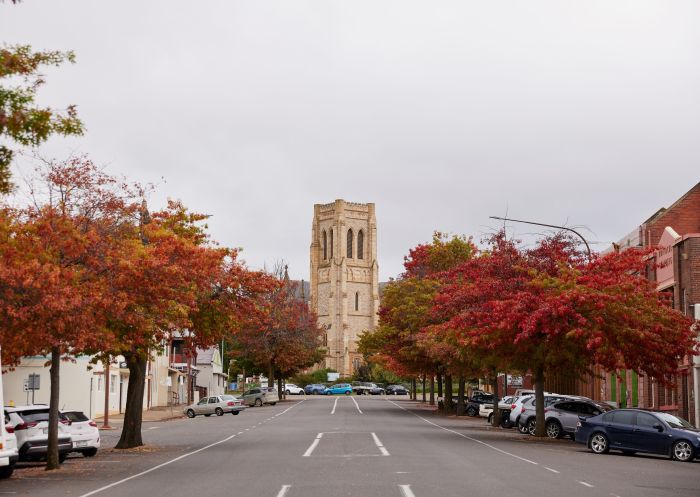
<box><xmin>204</xmin><ymin>414</ymin><xmax>211</xmax><ymax>417</ymax></box>
<box><xmin>488</xmin><ymin>413</ymin><xmax>493</xmax><ymax>424</ymax></box>
<box><xmin>59</xmin><ymin>453</ymin><xmax>67</xmax><ymax>464</ymax></box>
<box><xmin>467</xmin><ymin>406</ymin><xmax>478</xmax><ymax>417</ymax></box>
<box><xmin>186</xmin><ymin>409</ymin><xmax>196</xmax><ymax>418</ymax></box>
<box><xmin>545</xmin><ymin>420</ymin><xmax>562</xmax><ymax>439</ymax></box>
<box><xmin>517</xmin><ymin>422</ymin><xmax>529</xmax><ymax>434</ymax></box>
<box><xmin>254</xmin><ymin>398</ymin><xmax>263</xmax><ymax>407</ymax></box>
<box><xmin>0</xmin><ymin>465</ymin><xmax>14</xmax><ymax>479</ymax></box>
<box><xmin>671</xmin><ymin>440</ymin><xmax>694</xmax><ymax>462</ymax></box>
<box><xmin>269</xmin><ymin>402</ymin><xmax>277</xmax><ymax>406</ymax></box>
<box><xmin>526</xmin><ymin>418</ymin><xmax>537</xmax><ymax>436</ymax></box>
<box><xmin>215</xmin><ymin>407</ymin><xmax>224</xmax><ymax>416</ymax></box>
<box><xmin>83</xmin><ymin>448</ymin><xmax>98</xmax><ymax>458</ymax></box>
<box><xmin>589</xmin><ymin>432</ymin><xmax>610</xmax><ymax>454</ymax></box>
<box><xmin>345</xmin><ymin>390</ymin><xmax>351</xmax><ymax>396</ymax></box>
<box><xmin>285</xmin><ymin>390</ymin><xmax>290</xmax><ymax>395</ymax></box>
<box><xmin>232</xmin><ymin>411</ymin><xmax>240</xmax><ymax>415</ymax></box>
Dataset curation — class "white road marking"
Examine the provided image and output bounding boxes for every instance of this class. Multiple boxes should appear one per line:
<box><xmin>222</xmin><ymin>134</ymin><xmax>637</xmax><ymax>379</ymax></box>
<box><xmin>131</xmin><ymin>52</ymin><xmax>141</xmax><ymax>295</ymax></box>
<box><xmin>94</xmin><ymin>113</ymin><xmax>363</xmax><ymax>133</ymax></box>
<box><xmin>351</xmin><ymin>395</ymin><xmax>363</xmax><ymax>414</ymax></box>
<box><xmin>578</xmin><ymin>481</ymin><xmax>594</xmax><ymax>488</ymax></box>
<box><xmin>331</xmin><ymin>397</ymin><xmax>339</xmax><ymax>414</ymax></box>
<box><xmin>388</xmin><ymin>400</ymin><xmax>538</xmax><ymax>466</ymax></box>
<box><xmin>544</xmin><ymin>467</ymin><xmax>560</xmax><ymax>474</ymax></box>
<box><xmin>399</xmin><ymin>484</ymin><xmax>416</xmax><ymax>497</ymax></box>
<box><xmin>75</xmin><ymin>401</ymin><xmax>304</xmax><ymax>497</ymax></box>
<box><xmin>303</xmin><ymin>432</ymin><xmax>324</xmax><ymax>457</ymax></box>
<box><xmin>371</xmin><ymin>432</ymin><xmax>391</xmax><ymax>456</ymax></box>
<box><xmin>276</xmin><ymin>485</ymin><xmax>292</xmax><ymax>497</ymax></box>
<box><xmin>147</xmin><ymin>427</ymin><xmax>160</xmax><ymax>430</ymax></box>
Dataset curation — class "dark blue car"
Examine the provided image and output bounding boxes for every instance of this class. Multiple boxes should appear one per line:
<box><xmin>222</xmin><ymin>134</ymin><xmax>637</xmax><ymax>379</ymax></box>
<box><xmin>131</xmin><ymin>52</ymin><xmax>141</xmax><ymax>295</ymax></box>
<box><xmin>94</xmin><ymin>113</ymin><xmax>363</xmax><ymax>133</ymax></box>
<box><xmin>574</xmin><ymin>408</ymin><xmax>700</xmax><ymax>462</ymax></box>
<box><xmin>303</xmin><ymin>384</ymin><xmax>327</xmax><ymax>395</ymax></box>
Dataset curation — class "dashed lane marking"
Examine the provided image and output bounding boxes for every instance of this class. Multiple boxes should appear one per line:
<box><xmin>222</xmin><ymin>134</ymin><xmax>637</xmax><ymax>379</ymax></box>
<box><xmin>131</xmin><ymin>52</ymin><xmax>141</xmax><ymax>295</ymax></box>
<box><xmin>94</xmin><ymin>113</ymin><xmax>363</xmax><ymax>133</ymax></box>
<box><xmin>578</xmin><ymin>481</ymin><xmax>594</xmax><ymax>488</ymax></box>
<box><xmin>276</xmin><ymin>485</ymin><xmax>291</xmax><ymax>497</ymax></box>
<box><xmin>544</xmin><ymin>467</ymin><xmax>560</xmax><ymax>474</ymax></box>
<box><xmin>331</xmin><ymin>397</ymin><xmax>339</xmax><ymax>415</ymax></box>
<box><xmin>371</xmin><ymin>432</ymin><xmax>390</xmax><ymax>456</ymax></box>
<box><xmin>399</xmin><ymin>484</ymin><xmax>416</xmax><ymax>497</ymax></box>
<box><xmin>351</xmin><ymin>395</ymin><xmax>363</xmax><ymax>414</ymax></box>
<box><xmin>303</xmin><ymin>432</ymin><xmax>324</xmax><ymax>457</ymax></box>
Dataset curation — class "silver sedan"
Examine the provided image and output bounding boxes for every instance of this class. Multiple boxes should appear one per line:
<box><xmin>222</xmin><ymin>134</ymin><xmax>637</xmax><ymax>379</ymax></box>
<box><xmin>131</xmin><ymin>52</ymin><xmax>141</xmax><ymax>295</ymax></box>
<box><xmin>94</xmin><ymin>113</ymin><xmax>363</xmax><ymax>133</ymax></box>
<box><xmin>184</xmin><ymin>395</ymin><xmax>246</xmax><ymax>418</ymax></box>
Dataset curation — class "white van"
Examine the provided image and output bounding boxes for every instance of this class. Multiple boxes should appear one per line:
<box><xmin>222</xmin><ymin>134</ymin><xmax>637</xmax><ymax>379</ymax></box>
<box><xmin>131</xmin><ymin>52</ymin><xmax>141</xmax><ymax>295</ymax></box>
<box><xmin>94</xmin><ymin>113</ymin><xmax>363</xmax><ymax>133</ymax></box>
<box><xmin>0</xmin><ymin>348</ymin><xmax>19</xmax><ymax>478</ymax></box>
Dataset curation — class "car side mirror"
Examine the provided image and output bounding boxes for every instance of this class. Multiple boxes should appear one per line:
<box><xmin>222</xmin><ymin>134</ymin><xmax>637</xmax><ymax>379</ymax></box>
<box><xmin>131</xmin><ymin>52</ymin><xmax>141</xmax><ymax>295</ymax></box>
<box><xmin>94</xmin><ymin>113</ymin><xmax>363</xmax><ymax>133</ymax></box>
<box><xmin>653</xmin><ymin>424</ymin><xmax>663</xmax><ymax>432</ymax></box>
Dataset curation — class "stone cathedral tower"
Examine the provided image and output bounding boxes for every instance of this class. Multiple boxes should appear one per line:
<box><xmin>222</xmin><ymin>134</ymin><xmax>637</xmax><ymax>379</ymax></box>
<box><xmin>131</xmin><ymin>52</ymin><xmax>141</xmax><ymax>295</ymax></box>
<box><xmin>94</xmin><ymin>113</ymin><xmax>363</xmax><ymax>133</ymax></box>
<box><xmin>310</xmin><ymin>200</ymin><xmax>379</xmax><ymax>376</ymax></box>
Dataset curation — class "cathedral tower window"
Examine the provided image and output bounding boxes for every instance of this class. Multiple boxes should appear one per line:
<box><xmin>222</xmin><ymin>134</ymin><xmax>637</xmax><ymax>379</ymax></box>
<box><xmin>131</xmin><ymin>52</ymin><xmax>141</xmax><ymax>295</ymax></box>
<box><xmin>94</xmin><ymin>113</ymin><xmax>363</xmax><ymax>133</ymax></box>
<box><xmin>322</xmin><ymin>230</ymin><xmax>327</xmax><ymax>260</ymax></box>
<box><xmin>347</xmin><ymin>229</ymin><xmax>353</xmax><ymax>258</ymax></box>
<box><xmin>355</xmin><ymin>292</ymin><xmax>359</xmax><ymax>311</ymax></box>
<box><xmin>357</xmin><ymin>230</ymin><xmax>364</xmax><ymax>260</ymax></box>
<box><xmin>330</xmin><ymin>229</ymin><xmax>334</xmax><ymax>258</ymax></box>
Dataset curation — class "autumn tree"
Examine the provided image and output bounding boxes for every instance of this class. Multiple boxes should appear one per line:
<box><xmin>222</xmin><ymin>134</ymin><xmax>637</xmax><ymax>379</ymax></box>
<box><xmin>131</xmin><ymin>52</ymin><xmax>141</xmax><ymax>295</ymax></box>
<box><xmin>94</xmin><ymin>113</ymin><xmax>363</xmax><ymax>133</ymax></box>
<box><xmin>434</xmin><ymin>231</ymin><xmax>696</xmax><ymax>436</ymax></box>
<box><xmin>0</xmin><ymin>157</ymin><xmax>136</xmax><ymax>469</ymax></box>
<box><xmin>0</xmin><ymin>39</ymin><xmax>84</xmax><ymax>193</ymax></box>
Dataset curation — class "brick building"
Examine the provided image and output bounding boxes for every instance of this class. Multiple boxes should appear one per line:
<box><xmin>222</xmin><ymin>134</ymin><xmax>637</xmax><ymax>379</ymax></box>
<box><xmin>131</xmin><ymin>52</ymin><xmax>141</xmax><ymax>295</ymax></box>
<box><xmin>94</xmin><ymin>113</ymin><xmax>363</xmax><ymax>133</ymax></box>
<box><xmin>597</xmin><ymin>182</ymin><xmax>700</xmax><ymax>426</ymax></box>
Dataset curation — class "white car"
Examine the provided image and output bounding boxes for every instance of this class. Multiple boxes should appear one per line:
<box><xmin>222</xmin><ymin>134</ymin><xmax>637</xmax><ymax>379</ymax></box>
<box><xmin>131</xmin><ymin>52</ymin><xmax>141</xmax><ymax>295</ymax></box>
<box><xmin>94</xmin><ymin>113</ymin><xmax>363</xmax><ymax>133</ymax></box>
<box><xmin>6</xmin><ymin>406</ymin><xmax>73</xmax><ymax>463</ymax></box>
<box><xmin>284</xmin><ymin>383</ymin><xmax>305</xmax><ymax>395</ymax></box>
<box><xmin>62</xmin><ymin>411</ymin><xmax>100</xmax><ymax>457</ymax></box>
<box><xmin>1</xmin><ymin>411</ymin><xmax>18</xmax><ymax>479</ymax></box>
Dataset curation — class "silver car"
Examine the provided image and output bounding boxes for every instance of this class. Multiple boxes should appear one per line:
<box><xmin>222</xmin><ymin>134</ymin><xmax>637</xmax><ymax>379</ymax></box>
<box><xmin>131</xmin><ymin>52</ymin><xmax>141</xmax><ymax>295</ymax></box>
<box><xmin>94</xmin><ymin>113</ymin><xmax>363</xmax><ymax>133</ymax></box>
<box><xmin>184</xmin><ymin>395</ymin><xmax>246</xmax><ymax>418</ymax></box>
<box><xmin>241</xmin><ymin>387</ymin><xmax>279</xmax><ymax>407</ymax></box>
<box><xmin>543</xmin><ymin>400</ymin><xmax>605</xmax><ymax>438</ymax></box>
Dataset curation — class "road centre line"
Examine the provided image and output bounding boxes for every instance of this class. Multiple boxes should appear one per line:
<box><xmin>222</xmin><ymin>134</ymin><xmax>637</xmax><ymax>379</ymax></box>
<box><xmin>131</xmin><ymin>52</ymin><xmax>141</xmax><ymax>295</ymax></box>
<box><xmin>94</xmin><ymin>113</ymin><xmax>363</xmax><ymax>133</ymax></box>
<box><xmin>276</xmin><ymin>485</ymin><xmax>291</xmax><ymax>497</ymax></box>
<box><xmin>544</xmin><ymin>467</ymin><xmax>560</xmax><ymax>474</ymax></box>
<box><xmin>371</xmin><ymin>432</ymin><xmax>391</xmax><ymax>456</ymax></box>
<box><xmin>331</xmin><ymin>397</ymin><xmax>338</xmax><ymax>414</ymax></box>
<box><xmin>76</xmin><ymin>401</ymin><xmax>304</xmax><ymax>497</ymax></box>
<box><xmin>399</xmin><ymin>484</ymin><xmax>416</xmax><ymax>497</ymax></box>
<box><xmin>578</xmin><ymin>481</ymin><xmax>594</xmax><ymax>488</ymax></box>
<box><xmin>303</xmin><ymin>432</ymin><xmax>324</xmax><ymax>457</ymax></box>
<box><xmin>351</xmin><ymin>395</ymin><xmax>363</xmax><ymax>414</ymax></box>
<box><xmin>388</xmin><ymin>400</ymin><xmax>538</xmax><ymax>466</ymax></box>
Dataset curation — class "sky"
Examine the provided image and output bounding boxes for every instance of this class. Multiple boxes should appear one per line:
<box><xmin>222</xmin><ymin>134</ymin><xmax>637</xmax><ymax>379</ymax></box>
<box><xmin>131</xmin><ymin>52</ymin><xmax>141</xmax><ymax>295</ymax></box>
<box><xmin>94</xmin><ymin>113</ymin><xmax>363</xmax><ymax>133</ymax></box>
<box><xmin>2</xmin><ymin>1</ymin><xmax>699</xmax><ymax>281</ymax></box>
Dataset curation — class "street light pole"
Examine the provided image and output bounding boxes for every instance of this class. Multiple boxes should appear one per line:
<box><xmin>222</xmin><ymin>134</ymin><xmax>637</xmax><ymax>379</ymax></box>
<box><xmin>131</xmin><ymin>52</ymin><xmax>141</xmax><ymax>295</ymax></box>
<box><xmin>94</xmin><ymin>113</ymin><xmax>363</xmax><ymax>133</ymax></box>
<box><xmin>489</xmin><ymin>216</ymin><xmax>592</xmax><ymax>260</ymax></box>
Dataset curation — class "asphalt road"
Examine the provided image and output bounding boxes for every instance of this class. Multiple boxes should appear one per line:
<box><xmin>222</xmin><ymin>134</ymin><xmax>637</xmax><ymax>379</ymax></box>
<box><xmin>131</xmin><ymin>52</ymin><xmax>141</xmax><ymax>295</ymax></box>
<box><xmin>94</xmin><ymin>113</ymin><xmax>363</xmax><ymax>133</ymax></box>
<box><xmin>3</xmin><ymin>396</ymin><xmax>699</xmax><ymax>497</ymax></box>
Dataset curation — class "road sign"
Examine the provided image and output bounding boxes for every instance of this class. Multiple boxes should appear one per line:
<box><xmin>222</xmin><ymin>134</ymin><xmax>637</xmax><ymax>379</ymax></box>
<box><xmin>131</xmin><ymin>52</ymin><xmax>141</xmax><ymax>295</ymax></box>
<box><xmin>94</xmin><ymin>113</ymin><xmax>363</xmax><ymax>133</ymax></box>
<box><xmin>26</xmin><ymin>373</ymin><xmax>40</xmax><ymax>391</ymax></box>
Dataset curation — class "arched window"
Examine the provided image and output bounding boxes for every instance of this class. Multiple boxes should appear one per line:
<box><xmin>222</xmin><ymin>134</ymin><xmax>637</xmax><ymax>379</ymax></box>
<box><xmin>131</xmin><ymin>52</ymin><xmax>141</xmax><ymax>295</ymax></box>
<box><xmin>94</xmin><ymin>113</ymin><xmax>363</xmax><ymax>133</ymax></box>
<box><xmin>322</xmin><ymin>230</ymin><xmax>327</xmax><ymax>260</ymax></box>
<box><xmin>347</xmin><ymin>229</ymin><xmax>353</xmax><ymax>258</ymax></box>
<box><xmin>329</xmin><ymin>229</ymin><xmax>334</xmax><ymax>259</ymax></box>
<box><xmin>357</xmin><ymin>230</ymin><xmax>364</xmax><ymax>260</ymax></box>
<box><xmin>355</xmin><ymin>292</ymin><xmax>359</xmax><ymax>311</ymax></box>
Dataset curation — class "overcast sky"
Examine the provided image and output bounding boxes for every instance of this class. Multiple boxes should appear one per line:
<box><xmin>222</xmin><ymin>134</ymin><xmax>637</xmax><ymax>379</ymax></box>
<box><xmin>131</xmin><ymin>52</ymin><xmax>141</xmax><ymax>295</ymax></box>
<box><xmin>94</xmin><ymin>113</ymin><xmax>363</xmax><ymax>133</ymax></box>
<box><xmin>2</xmin><ymin>1</ymin><xmax>699</xmax><ymax>280</ymax></box>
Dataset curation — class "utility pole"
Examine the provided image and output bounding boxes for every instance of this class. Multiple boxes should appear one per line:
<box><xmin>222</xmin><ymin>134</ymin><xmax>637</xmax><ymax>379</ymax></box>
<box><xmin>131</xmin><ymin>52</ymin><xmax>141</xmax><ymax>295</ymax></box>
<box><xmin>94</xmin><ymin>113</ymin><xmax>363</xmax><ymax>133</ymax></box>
<box><xmin>102</xmin><ymin>356</ymin><xmax>112</xmax><ymax>429</ymax></box>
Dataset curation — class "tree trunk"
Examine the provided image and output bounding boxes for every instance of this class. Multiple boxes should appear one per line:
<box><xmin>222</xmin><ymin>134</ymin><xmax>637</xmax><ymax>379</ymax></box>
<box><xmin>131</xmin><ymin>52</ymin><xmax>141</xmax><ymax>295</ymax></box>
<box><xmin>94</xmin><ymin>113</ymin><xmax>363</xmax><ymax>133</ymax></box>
<box><xmin>456</xmin><ymin>375</ymin><xmax>466</xmax><ymax>416</ymax></box>
<box><xmin>46</xmin><ymin>346</ymin><xmax>61</xmax><ymax>470</ymax></box>
<box><xmin>411</xmin><ymin>378</ymin><xmax>417</xmax><ymax>400</ymax></box>
<box><xmin>444</xmin><ymin>374</ymin><xmax>453</xmax><ymax>413</ymax></box>
<box><xmin>437</xmin><ymin>374</ymin><xmax>443</xmax><ymax>399</ymax></box>
<box><xmin>278</xmin><ymin>377</ymin><xmax>284</xmax><ymax>399</ymax></box>
<box><xmin>116</xmin><ymin>352</ymin><xmax>147</xmax><ymax>449</ymax></box>
<box><xmin>268</xmin><ymin>364</ymin><xmax>274</xmax><ymax>388</ymax></box>
<box><xmin>491</xmin><ymin>371</ymin><xmax>501</xmax><ymax>427</ymax></box>
<box><xmin>421</xmin><ymin>375</ymin><xmax>426</xmax><ymax>403</ymax></box>
<box><xmin>534</xmin><ymin>367</ymin><xmax>545</xmax><ymax>437</ymax></box>
<box><xmin>429</xmin><ymin>375</ymin><xmax>435</xmax><ymax>406</ymax></box>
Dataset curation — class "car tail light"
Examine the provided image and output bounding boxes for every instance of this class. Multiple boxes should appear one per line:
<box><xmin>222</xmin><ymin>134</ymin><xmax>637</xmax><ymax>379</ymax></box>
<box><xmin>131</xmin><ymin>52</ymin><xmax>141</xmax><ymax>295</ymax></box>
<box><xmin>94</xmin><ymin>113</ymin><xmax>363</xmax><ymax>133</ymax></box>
<box><xmin>227</xmin><ymin>401</ymin><xmax>235</xmax><ymax>406</ymax></box>
<box><xmin>89</xmin><ymin>421</ymin><xmax>98</xmax><ymax>428</ymax></box>
<box><xmin>5</xmin><ymin>424</ymin><xmax>14</xmax><ymax>434</ymax></box>
<box><xmin>511</xmin><ymin>404</ymin><xmax>516</xmax><ymax>409</ymax></box>
<box><xmin>60</xmin><ymin>419</ymin><xmax>72</xmax><ymax>426</ymax></box>
<box><xmin>521</xmin><ymin>406</ymin><xmax>526</xmax><ymax>413</ymax></box>
<box><xmin>14</xmin><ymin>422</ymin><xmax>38</xmax><ymax>431</ymax></box>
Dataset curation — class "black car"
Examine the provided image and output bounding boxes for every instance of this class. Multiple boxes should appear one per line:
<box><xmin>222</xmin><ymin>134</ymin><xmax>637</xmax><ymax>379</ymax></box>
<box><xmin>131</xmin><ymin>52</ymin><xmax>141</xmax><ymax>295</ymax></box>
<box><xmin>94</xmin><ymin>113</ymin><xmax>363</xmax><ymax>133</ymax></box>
<box><xmin>575</xmin><ymin>408</ymin><xmax>700</xmax><ymax>462</ymax></box>
<box><xmin>386</xmin><ymin>385</ymin><xmax>409</xmax><ymax>395</ymax></box>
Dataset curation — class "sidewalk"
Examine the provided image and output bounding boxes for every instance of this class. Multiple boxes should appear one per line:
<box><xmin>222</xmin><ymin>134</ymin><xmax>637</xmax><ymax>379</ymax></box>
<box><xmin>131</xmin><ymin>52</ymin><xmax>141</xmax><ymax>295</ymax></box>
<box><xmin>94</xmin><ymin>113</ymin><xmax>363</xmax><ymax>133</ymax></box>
<box><xmin>96</xmin><ymin>406</ymin><xmax>185</xmax><ymax>425</ymax></box>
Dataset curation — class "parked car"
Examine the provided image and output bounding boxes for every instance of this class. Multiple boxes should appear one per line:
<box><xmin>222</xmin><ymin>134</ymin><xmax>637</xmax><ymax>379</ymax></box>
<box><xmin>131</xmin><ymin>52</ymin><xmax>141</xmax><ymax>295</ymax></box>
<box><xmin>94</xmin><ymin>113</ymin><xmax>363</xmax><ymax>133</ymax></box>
<box><xmin>575</xmin><ymin>409</ymin><xmax>700</xmax><ymax>462</ymax></box>
<box><xmin>325</xmin><ymin>383</ymin><xmax>353</xmax><ymax>395</ymax></box>
<box><xmin>352</xmin><ymin>382</ymin><xmax>385</xmax><ymax>395</ymax></box>
<box><xmin>0</xmin><ymin>411</ymin><xmax>18</xmax><ymax>479</ymax></box>
<box><xmin>304</xmin><ymin>384</ymin><xmax>327</xmax><ymax>395</ymax></box>
<box><xmin>481</xmin><ymin>396</ymin><xmax>517</xmax><ymax>426</ymax></box>
<box><xmin>62</xmin><ymin>411</ymin><xmax>100</xmax><ymax>457</ymax></box>
<box><xmin>466</xmin><ymin>392</ymin><xmax>494</xmax><ymax>417</ymax></box>
<box><xmin>241</xmin><ymin>387</ymin><xmax>279</xmax><ymax>407</ymax></box>
<box><xmin>537</xmin><ymin>400</ymin><xmax>604</xmax><ymax>439</ymax></box>
<box><xmin>185</xmin><ymin>394</ymin><xmax>246</xmax><ymax>417</ymax></box>
<box><xmin>509</xmin><ymin>395</ymin><xmax>534</xmax><ymax>429</ymax></box>
<box><xmin>517</xmin><ymin>395</ymin><xmax>574</xmax><ymax>434</ymax></box>
<box><xmin>6</xmin><ymin>406</ymin><xmax>73</xmax><ymax>463</ymax></box>
<box><xmin>283</xmin><ymin>383</ymin><xmax>305</xmax><ymax>395</ymax></box>
<box><xmin>385</xmin><ymin>385</ymin><xmax>409</xmax><ymax>395</ymax></box>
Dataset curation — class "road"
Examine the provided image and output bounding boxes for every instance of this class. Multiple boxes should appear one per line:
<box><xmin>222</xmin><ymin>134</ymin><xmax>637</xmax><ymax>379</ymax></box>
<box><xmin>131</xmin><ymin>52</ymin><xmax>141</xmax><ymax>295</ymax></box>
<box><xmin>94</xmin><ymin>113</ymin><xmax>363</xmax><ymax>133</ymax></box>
<box><xmin>3</xmin><ymin>396</ymin><xmax>699</xmax><ymax>497</ymax></box>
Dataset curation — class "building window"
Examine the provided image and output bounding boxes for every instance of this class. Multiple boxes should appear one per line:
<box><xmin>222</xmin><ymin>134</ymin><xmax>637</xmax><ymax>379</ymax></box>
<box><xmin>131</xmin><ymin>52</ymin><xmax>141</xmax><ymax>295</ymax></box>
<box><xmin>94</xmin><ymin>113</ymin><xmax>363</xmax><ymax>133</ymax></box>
<box><xmin>355</xmin><ymin>292</ymin><xmax>359</xmax><ymax>311</ymax></box>
<box><xmin>110</xmin><ymin>375</ymin><xmax>117</xmax><ymax>393</ymax></box>
<box><xmin>357</xmin><ymin>230</ymin><xmax>364</xmax><ymax>259</ymax></box>
<box><xmin>322</xmin><ymin>230</ymin><xmax>327</xmax><ymax>260</ymax></box>
<box><xmin>347</xmin><ymin>229</ymin><xmax>353</xmax><ymax>258</ymax></box>
<box><xmin>330</xmin><ymin>229</ymin><xmax>334</xmax><ymax>259</ymax></box>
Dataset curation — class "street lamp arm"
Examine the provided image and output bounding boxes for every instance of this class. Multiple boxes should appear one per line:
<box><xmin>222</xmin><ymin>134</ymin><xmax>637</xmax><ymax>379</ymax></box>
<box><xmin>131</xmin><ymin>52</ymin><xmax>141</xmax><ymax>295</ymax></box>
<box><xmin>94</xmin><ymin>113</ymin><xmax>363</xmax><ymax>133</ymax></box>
<box><xmin>489</xmin><ymin>216</ymin><xmax>592</xmax><ymax>260</ymax></box>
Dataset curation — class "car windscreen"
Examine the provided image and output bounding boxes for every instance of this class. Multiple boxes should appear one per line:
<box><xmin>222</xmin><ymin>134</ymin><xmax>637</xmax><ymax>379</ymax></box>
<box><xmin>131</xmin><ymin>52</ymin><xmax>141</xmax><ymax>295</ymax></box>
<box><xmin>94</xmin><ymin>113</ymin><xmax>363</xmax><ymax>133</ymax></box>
<box><xmin>656</xmin><ymin>412</ymin><xmax>696</xmax><ymax>430</ymax></box>
<box><xmin>64</xmin><ymin>411</ymin><xmax>89</xmax><ymax>422</ymax></box>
